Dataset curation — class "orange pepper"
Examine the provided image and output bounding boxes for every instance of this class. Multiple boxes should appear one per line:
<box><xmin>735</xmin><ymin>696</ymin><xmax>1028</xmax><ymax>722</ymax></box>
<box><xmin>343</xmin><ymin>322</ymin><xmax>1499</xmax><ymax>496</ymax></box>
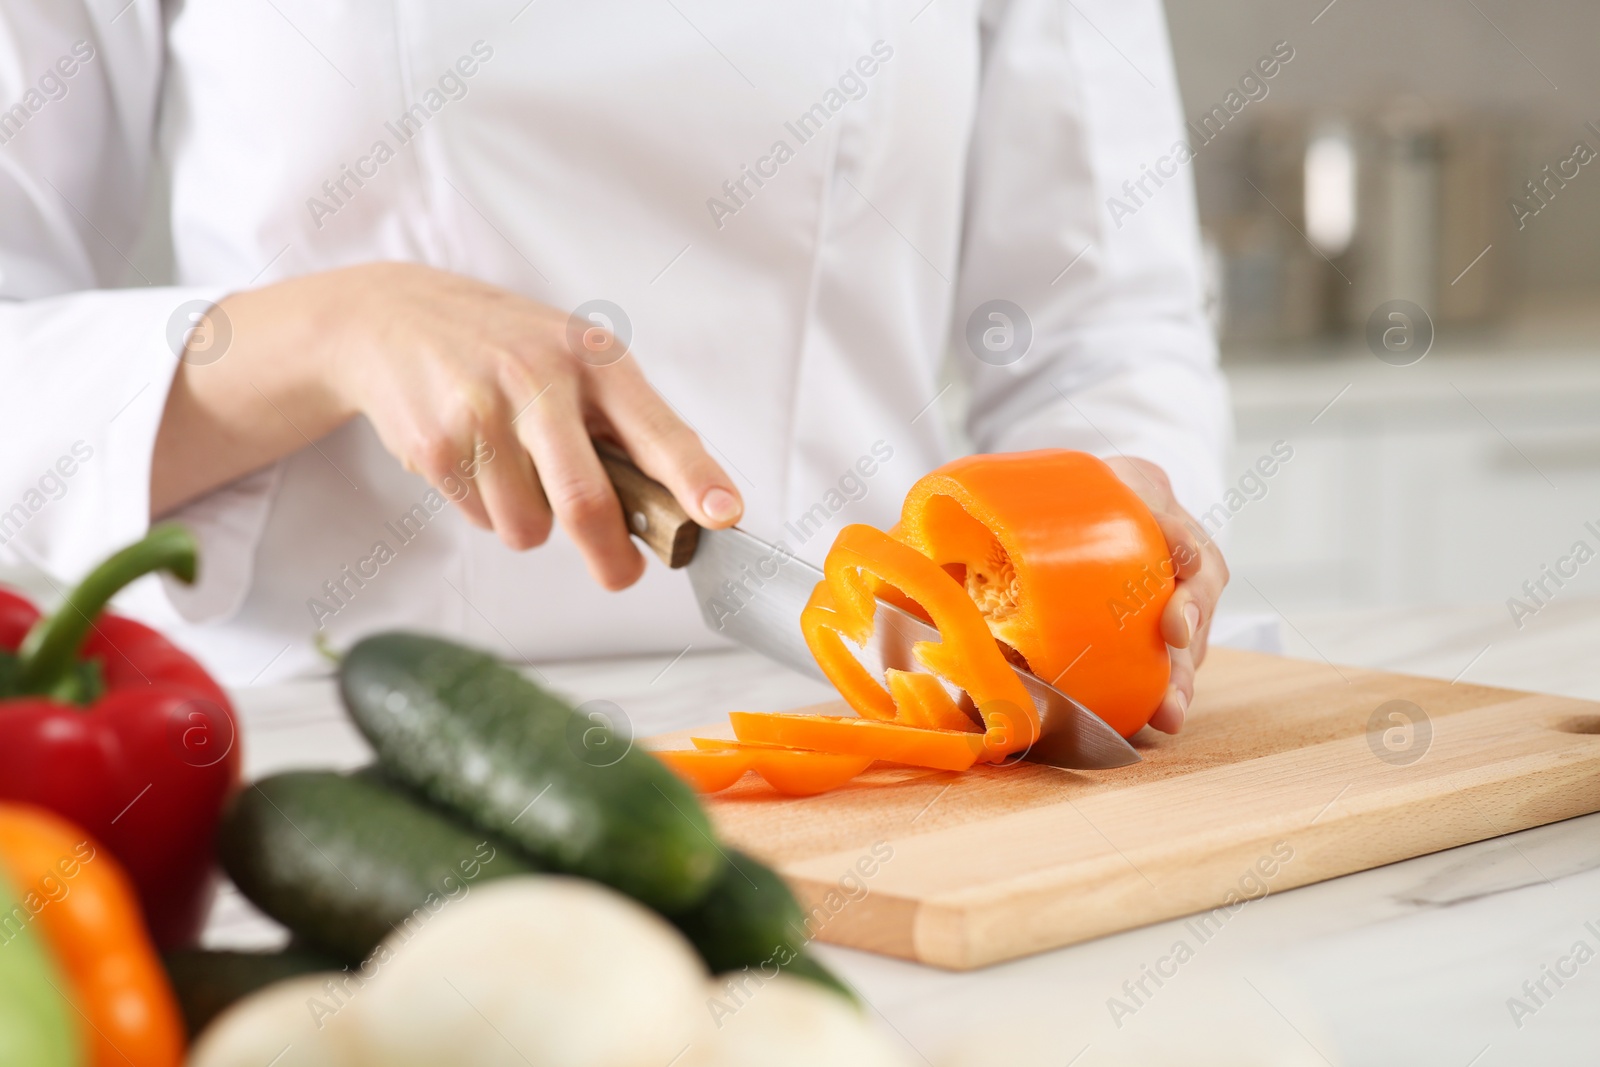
<box><xmin>679</xmin><ymin>741</ymin><xmax>873</xmax><ymax>797</ymax></box>
<box><xmin>742</xmin><ymin>748</ymin><xmax>870</xmax><ymax>796</ymax></box>
<box><xmin>0</xmin><ymin>804</ymin><xmax>185</xmax><ymax>1067</ymax></box>
<box><xmin>729</xmin><ymin>712</ymin><xmax>984</xmax><ymax>772</ymax></box>
<box><xmin>746</xmin><ymin>749</ymin><xmax>873</xmax><ymax>796</ymax></box>
<box><xmin>654</xmin><ymin>748</ymin><xmax>754</xmax><ymax>793</ymax></box>
<box><xmin>689</xmin><ymin>737</ymin><xmax>784</xmax><ymax>751</ymax></box>
<box><xmin>800</xmin><ymin>524</ymin><xmax>1038</xmax><ymax>760</ymax></box>
<box><xmin>897</xmin><ymin>450</ymin><xmax>1174</xmax><ymax>737</ymax></box>
<box><xmin>665</xmin><ymin>741</ymin><xmax>876</xmax><ymax>797</ymax></box>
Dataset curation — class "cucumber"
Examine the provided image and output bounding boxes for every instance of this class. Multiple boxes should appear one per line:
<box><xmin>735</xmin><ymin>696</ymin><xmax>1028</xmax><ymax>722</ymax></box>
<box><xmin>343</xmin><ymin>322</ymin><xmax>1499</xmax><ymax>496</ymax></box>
<box><xmin>163</xmin><ymin>945</ymin><xmax>344</xmax><ymax>1037</ymax></box>
<box><xmin>339</xmin><ymin>632</ymin><xmax>723</xmax><ymax>912</ymax></box>
<box><xmin>219</xmin><ymin>769</ymin><xmax>852</xmax><ymax>1000</ymax></box>
<box><xmin>218</xmin><ymin>768</ymin><xmax>538</xmax><ymax>962</ymax></box>
<box><xmin>671</xmin><ymin>848</ymin><xmax>855</xmax><ymax>1003</ymax></box>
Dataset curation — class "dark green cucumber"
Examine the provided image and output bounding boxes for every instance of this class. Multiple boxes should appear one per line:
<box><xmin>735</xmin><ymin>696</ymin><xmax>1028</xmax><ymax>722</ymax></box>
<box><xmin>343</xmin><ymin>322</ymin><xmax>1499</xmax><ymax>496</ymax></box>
<box><xmin>218</xmin><ymin>768</ymin><xmax>537</xmax><ymax>962</ymax></box>
<box><xmin>163</xmin><ymin>945</ymin><xmax>345</xmax><ymax>1036</ymax></box>
<box><xmin>339</xmin><ymin>632</ymin><xmax>723</xmax><ymax>912</ymax></box>
<box><xmin>671</xmin><ymin>848</ymin><xmax>855</xmax><ymax>1003</ymax></box>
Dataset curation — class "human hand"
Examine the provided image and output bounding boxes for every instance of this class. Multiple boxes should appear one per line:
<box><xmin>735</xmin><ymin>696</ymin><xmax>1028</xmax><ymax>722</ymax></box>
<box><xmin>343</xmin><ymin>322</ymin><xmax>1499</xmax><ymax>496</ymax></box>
<box><xmin>159</xmin><ymin>262</ymin><xmax>742</xmax><ymax>591</ymax></box>
<box><xmin>1104</xmin><ymin>456</ymin><xmax>1229</xmax><ymax>733</ymax></box>
<box><xmin>325</xmin><ymin>263</ymin><xmax>743</xmax><ymax>588</ymax></box>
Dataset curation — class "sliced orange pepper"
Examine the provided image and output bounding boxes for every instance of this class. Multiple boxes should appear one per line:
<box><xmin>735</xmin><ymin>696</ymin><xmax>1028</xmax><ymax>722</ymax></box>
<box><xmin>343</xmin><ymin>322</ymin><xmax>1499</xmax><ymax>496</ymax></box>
<box><xmin>729</xmin><ymin>712</ymin><xmax>984</xmax><ymax>772</ymax></box>
<box><xmin>747</xmin><ymin>749</ymin><xmax>872</xmax><ymax>796</ymax></box>
<box><xmin>665</xmin><ymin>740</ymin><xmax>873</xmax><ymax>796</ymax></box>
<box><xmin>654</xmin><ymin>749</ymin><xmax>754</xmax><ymax>793</ymax></box>
<box><xmin>897</xmin><ymin>450</ymin><xmax>1174</xmax><ymax>738</ymax></box>
<box><xmin>0</xmin><ymin>804</ymin><xmax>186</xmax><ymax>1067</ymax></box>
<box><xmin>729</xmin><ymin>743</ymin><xmax>872</xmax><ymax>792</ymax></box>
<box><xmin>800</xmin><ymin>524</ymin><xmax>1038</xmax><ymax>760</ymax></box>
<box><xmin>691</xmin><ymin>737</ymin><xmax>767</xmax><ymax>750</ymax></box>
<box><xmin>883</xmin><ymin>670</ymin><xmax>975</xmax><ymax>732</ymax></box>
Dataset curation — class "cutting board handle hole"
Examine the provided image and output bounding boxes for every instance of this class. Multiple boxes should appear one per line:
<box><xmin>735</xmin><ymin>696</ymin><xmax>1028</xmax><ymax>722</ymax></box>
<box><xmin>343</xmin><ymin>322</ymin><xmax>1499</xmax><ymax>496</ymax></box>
<box><xmin>1554</xmin><ymin>715</ymin><xmax>1600</xmax><ymax>735</ymax></box>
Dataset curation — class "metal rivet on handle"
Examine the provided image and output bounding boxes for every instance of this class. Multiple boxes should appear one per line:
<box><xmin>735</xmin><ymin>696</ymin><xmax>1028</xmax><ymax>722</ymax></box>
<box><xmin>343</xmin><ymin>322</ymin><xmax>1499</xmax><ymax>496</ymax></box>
<box><xmin>632</xmin><ymin>511</ymin><xmax>649</xmax><ymax>533</ymax></box>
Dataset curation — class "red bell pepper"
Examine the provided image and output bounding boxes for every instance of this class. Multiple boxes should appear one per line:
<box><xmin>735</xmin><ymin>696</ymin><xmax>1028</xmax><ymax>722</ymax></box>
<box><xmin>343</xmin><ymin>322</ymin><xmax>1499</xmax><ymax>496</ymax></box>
<box><xmin>0</xmin><ymin>525</ymin><xmax>240</xmax><ymax>948</ymax></box>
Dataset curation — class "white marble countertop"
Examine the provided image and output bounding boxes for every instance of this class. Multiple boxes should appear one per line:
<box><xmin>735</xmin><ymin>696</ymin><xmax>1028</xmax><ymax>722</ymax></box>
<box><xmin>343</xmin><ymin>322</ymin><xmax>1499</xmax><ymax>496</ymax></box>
<box><xmin>211</xmin><ymin>603</ymin><xmax>1600</xmax><ymax>1067</ymax></box>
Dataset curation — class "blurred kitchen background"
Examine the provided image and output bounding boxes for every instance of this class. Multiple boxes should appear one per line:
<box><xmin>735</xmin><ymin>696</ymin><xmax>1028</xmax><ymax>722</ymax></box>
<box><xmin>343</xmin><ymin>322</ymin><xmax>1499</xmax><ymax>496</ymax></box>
<box><xmin>1162</xmin><ymin>0</ymin><xmax>1600</xmax><ymax>642</ymax></box>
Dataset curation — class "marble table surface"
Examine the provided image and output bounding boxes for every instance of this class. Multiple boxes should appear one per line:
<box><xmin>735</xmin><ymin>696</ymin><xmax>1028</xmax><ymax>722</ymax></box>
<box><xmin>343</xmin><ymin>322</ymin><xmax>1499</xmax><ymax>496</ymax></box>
<box><xmin>210</xmin><ymin>600</ymin><xmax>1600</xmax><ymax>1067</ymax></box>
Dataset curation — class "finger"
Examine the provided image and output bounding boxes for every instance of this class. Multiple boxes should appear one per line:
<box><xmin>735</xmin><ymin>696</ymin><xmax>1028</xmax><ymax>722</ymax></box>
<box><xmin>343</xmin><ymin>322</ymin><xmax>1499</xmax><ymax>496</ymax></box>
<box><xmin>1161</xmin><ymin>585</ymin><xmax>1201</xmax><ymax>650</ymax></box>
<box><xmin>513</xmin><ymin>381</ymin><xmax>645</xmax><ymax>590</ymax></box>
<box><xmin>1190</xmin><ymin>610</ymin><xmax>1213</xmax><ymax>668</ymax></box>
<box><xmin>407</xmin><ymin>428</ymin><xmax>493</xmax><ymax>531</ymax></box>
<box><xmin>470</xmin><ymin>423</ymin><xmax>553</xmax><ymax>551</ymax></box>
<box><xmin>1160</xmin><ymin>539</ymin><xmax>1228</xmax><ymax>649</ymax></box>
<box><xmin>591</xmin><ymin>356</ymin><xmax>743</xmax><ymax>528</ymax></box>
<box><xmin>1148</xmin><ymin>645</ymin><xmax>1194</xmax><ymax>734</ymax></box>
<box><xmin>1152</xmin><ymin>509</ymin><xmax>1204</xmax><ymax>581</ymax></box>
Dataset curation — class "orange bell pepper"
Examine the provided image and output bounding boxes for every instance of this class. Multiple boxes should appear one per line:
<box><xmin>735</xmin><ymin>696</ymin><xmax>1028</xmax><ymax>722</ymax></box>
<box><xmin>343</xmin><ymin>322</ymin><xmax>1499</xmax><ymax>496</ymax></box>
<box><xmin>896</xmin><ymin>450</ymin><xmax>1174</xmax><ymax>737</ymax></box>
<box><xmin>0</xmin><ymin>804</ymin><xmax>185</xmax><ymax>1067</ymax></box>
<box><xmin>800</xmin><ymin>524</ymin><xmax>1038</xmax><ymax>760</ymax></box>
<box><xmin>662</xmin><ymin>741</ymin><xmax>876</xmax><ymax>796</ymax></box>
<box><xmin>729</xmin><ymin>712</ymin><xmax>985</xmax><ymax>772</ymax></box>
<box><xmin>689</xmin><ymin>737</ymin><xmax>784</xmax><ymax>751</ymax></box>
<box><xmin>746</xmin><ymin>749</ymin><xmax>873</xmax><ymax>796</ymax></box>
<box><xmin>655</xmin><ymin>748</ymin><xmax>754</xmax><ymax>793</ymax></box>
<box><xmin>680</xmin><ymin>741</ymin><xmax>873</xmax><ymax>796</ymax></box>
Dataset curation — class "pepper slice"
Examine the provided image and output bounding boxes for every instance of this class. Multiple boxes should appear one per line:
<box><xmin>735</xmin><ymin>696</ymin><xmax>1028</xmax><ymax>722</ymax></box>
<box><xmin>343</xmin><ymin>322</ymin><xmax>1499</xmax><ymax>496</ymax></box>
<box><xmin>800</xmin><ymin>524</ymin><xmax>1038</xmax><ymax>760</ymax></box>
<box><xmin>0</xmin><ymin>803</ymin><xmax>185</xmax><ymax>1066</ymax></box>
<box><xmin>0</xmin><ymin>864</ymin><xmax>79</xmax><ymax>1067</ymax></box>
<box><xmin>656</xmin><ymin>742</ymin><xmax>876</xmax><ymax>799</ymax></box>
<box><xmin>689</xmin><ymin>737</ymin><xmax>783</xmax><ymax>751</ymax></box>
<box><xmin>729</xmin><ymin>712</ymin><xmax>985</xmax><ymax>773</ymax></box>
<box><xmin>747</xmin><ymin>749</ymin><xmax>873</xmax><ymax>796</ymax></box>
<box><xmin>654</xmin><ymin>749</ymin><xmax>754</xmax><ymax>794</ymax></box>
<box><xmin>897</xmin><ymin>450</ymin><xmax>1174</xmax><ymax>738</ymax></box>
<box><xmin>672</xmin><ymin>742</ymin><xmax>876</xmax><ymax>799</ymax></box>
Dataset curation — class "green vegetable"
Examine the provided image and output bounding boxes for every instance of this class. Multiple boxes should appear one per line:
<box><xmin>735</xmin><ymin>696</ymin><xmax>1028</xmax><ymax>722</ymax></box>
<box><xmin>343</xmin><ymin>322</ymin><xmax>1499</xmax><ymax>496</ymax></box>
<box><xmin>0</xmin><ymin>867</ymin><xmax>80</xmax><ymax>1067</ymax></box>
<box><xmin>163</xmin><ymin>944</ymin><xmax>346</xmax><ymax>1037</ymax></box>
<box><xmin>670</xmin><ymin>848</ymin><xmax>854</xmax><ymax>1002</ymax></box>
<box><xmin>340</xmin><ymin>632</ymin><xmax>723</xmax><ymax>912</ymax></box>
<box><xmin>220</xmin><ymin>769</ymin><xmax>848</xmax><ymax>1002</ymax></box>
<box><xmin>217</xmin><ymin>768</ymin><xmax>536</xmax><ymax>962</ymax></box>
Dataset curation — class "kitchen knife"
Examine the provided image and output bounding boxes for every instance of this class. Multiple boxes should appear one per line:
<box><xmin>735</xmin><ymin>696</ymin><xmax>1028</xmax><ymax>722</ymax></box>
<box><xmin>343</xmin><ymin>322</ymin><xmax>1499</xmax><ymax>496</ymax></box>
<box><xmin>597</xmin><ymin>445</ymin><xmax>1141</xmax><ymax>770</ymax></box>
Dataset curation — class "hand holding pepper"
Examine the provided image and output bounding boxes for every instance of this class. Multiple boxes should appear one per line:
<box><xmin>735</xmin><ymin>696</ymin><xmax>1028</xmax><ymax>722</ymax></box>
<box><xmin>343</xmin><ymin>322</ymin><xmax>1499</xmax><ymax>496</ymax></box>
<box><xmin>1104</xmin><ymin>456</ymin><xmax>1231</xmax><ymax>733</ymax></box>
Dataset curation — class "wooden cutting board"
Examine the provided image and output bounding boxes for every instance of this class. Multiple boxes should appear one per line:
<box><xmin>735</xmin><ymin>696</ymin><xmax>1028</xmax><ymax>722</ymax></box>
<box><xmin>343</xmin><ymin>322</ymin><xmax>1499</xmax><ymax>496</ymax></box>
<box><xmin>658</xmin><ymin>649</ymin><xmax>1600</xmax><ymax>970</ymax></box>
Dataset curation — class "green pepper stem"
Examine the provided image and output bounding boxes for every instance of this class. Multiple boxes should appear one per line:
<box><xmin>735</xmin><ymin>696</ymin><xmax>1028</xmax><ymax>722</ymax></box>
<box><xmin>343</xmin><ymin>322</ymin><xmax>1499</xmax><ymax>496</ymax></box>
<box><xmin>15</xmin><ymin>524</ymin><xmax>198</xmax><ymax>698</ymax></box>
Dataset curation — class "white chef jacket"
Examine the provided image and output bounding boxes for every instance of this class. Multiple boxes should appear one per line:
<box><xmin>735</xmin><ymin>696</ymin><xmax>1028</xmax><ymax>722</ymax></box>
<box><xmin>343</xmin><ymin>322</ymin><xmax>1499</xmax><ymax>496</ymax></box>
<box><xmin>0</xmin><ymin>0</ymin><xmax>1228</xmax><ymax>685</ymax></box>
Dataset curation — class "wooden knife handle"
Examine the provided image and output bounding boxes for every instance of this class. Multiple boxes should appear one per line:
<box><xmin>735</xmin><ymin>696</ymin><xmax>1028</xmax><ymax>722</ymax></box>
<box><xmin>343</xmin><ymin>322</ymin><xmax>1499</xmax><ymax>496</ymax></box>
<box><xmin>596</xmin><ymin>442</ymin><xmax>701</xmax><ymax>568</ymax></box>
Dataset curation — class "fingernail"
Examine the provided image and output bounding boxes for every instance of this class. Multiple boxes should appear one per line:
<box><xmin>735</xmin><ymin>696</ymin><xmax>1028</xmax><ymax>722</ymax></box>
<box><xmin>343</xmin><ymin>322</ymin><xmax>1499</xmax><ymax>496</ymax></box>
<box><xmin>1183</xmin><ymin>602</ymin><xmax>1201</xmax><ymax>644</ymax></box>
<box><xmin>701</xmin><ymin>487</ymin><xmax>741</xmax><ymax>524</ymax></box>
<box><xmin>1172</xmin><ymin>687</ymin><xmax>1189</xmax><ymax>728</ymax></box>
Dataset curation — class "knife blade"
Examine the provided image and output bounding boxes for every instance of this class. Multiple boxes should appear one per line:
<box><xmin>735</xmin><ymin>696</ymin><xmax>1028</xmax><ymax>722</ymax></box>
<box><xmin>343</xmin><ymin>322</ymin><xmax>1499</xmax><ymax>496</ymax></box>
<box><xmin>596</xmin><ymin>446</ymin><xmax>1141</xmax><ymax>770</ymax></box>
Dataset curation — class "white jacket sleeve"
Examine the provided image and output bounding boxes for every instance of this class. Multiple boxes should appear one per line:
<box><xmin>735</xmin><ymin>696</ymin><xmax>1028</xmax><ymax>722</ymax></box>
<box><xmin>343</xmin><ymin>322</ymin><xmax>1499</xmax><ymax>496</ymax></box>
<box><xmin>0</xmin><ymin>2</ymin><xmax>269</xmax><ymax>621</ymax></box>
<box><xmin>953</xmin><ymin>0</ymin><xmax>1229</xmax><ymax>517</ymax></box>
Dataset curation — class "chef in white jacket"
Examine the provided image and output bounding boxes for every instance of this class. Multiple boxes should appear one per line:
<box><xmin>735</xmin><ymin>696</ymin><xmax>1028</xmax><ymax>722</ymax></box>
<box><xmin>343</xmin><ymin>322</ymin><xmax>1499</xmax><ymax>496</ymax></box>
<box><xmin>0</xmin><ymin>0</ymin><xmax>1228</xmax><ymax>732</ymax></box>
